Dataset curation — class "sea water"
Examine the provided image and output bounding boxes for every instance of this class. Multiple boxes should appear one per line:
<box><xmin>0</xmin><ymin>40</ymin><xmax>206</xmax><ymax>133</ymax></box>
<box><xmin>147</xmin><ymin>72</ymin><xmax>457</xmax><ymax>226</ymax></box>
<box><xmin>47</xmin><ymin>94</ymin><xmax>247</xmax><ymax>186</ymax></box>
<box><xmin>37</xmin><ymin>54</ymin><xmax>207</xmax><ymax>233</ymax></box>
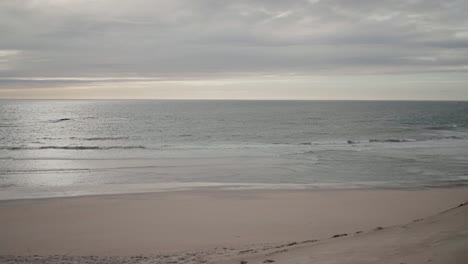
<box><xmin>1</xmin><ymin>100</ymin><xmax>467</xmax><ymax>199</ymax></box>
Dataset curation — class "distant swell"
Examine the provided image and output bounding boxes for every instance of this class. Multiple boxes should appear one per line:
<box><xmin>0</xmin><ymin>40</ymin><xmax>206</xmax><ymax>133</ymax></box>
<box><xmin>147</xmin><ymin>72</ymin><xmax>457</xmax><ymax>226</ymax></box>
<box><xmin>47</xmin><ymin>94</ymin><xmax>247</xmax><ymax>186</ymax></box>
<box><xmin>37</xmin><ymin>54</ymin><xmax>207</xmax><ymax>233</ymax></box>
<box><xmin>70</xmin><ymin>137</ymin><xmax>130</xmax><ymax>141</ymax></box>
<box><xmin>39</xmin><ymin>146</ymin><xmax>145</xmax><ymax>150</ymax></box>
<box><xmin>49</xmin><ymin>118</ymin><xmax>71</xmax><ymax>123</ymax></box>
<box><xmin>273</xmin><ymin>136</ymin><xmax>467</xmax><ymax>146</ymax></box>
<box><xmin>0</xmin><ymin>146</ymin><xmax>145</xmax><ymax>150</ymax></box>
<box><xmin>426</xmin><ymin>124</ymin><xmax>458</xmax><ymax>130</ymax></box>
<box><xmin>368</xmin><ymin>139</ymin><xmax>414</xmax><ymax>143</ymax></box>
<box><xmin>347</xmin><ymin>136</ymin><xmax>468</xmax><ymax>145</ymax></box>
<box><xmin>326</xmin><ymin>137</ymin><xmax>467</xmax><ymax>145</ymax></box>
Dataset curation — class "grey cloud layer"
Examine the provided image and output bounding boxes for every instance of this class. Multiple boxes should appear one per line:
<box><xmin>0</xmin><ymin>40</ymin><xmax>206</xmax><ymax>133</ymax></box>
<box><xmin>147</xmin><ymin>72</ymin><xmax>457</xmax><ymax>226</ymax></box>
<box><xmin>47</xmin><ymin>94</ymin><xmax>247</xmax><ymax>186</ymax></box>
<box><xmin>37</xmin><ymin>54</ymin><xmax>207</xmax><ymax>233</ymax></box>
<box><xmin>1</xmin><ymin>0</ymin><xmax>468</xmax><ymax>80</ymax></box>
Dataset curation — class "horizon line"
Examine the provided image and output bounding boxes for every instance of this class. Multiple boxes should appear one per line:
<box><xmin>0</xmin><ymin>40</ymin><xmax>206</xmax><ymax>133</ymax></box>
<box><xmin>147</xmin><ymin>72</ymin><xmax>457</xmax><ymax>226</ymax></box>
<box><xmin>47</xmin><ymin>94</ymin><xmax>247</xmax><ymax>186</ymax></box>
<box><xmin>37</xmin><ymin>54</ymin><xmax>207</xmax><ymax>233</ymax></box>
<box><xmin>0</xmin><ymin>98</ymin><xmax>467</xmax><ymax>102</ymax></box>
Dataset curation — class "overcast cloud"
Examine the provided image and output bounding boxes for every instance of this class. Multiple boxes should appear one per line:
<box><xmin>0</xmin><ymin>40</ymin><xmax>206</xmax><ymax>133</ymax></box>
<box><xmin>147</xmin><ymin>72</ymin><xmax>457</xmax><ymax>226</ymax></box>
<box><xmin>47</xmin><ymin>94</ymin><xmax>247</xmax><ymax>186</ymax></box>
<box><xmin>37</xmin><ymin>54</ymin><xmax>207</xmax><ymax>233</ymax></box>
<box><xmin>1</xmin><ymin>0</ymin><xmax>468</xmax><ymax>98</ymax></box>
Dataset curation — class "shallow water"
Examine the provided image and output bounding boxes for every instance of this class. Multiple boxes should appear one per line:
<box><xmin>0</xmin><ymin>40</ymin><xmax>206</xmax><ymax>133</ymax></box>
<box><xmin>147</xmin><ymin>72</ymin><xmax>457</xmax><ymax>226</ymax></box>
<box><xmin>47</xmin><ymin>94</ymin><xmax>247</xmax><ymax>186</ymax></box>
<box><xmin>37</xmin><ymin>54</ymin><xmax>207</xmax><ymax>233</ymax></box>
<box><xmin>1</xmin><ymin>100</ymin><xmax>467</xmax><ymax>199</ymax></box>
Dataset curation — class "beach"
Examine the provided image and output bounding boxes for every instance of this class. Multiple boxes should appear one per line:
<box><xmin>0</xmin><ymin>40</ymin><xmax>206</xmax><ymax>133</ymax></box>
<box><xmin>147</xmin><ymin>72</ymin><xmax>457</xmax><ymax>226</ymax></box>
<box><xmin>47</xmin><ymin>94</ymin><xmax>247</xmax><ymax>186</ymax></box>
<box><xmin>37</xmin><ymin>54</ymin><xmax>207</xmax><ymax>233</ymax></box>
<box><xmin>2</xmin><ymin>0</ymin><xmax>468</xmax><ymax>262</ymax></box>
<box><xmin>1</xmin><ymin>187</ymin><xmax>467</xmax><ymax>263</ymax></box>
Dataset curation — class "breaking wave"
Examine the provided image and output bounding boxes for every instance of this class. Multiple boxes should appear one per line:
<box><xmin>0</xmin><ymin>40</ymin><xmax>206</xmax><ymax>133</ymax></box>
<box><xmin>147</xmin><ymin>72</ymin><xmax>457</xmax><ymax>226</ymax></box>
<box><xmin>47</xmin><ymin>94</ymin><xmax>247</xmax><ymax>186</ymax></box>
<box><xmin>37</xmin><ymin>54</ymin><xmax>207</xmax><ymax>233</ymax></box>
<box><xmin>0</xmin><ymin>145</ymin><xmax>146</xmax><ymax>150</ymax></box>
<box><xmin>70</xmin><ymin>137</ymin><xmax>130</xmax><ymax>141</ymax></box>
<box><xmin>426</xmin><ymin>124</ymin><xmax>459</xmax><ymax>130</ymax></box>
<box><xmin>279</xmin><ymin>136</ymin><xmax>467</xmax><ymax>146</ymax></box>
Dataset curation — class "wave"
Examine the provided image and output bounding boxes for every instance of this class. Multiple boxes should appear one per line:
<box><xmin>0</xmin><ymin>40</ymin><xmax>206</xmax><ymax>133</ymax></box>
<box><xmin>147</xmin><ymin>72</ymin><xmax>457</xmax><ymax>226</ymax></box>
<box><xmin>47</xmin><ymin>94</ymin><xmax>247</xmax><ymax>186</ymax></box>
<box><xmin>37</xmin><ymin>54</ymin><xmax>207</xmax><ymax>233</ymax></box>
<box><xmin>443</xmin><ymin>136</ymin><xmax>468</xmax><ymax>140</ymax></box>
<box><xmin>70</xmin><ymin>136</ymin><xmax>130</xmax><ymax>141</ymax></box>
<box><xmin>345</xmin><ymin>139</ymin><xmax>417</xmax><ymax>144</ymax></box>
<box><xmin>39</xmin><ymin>146</ymin><xmax>145</xmax><ymax>150</ymax></box>
<box><xmin>0</xmin><ymin>145</ymin><xmax>146</xmax><ymax>150</ymax></box>
<box><xmin>49</xmin><ymin>118</ymin><xmax>71</xmax><ymax>123</ymax></box>
<box><xmin>1</xmin><ymin>135</ymin><xmax>467</xmax><ymax>152</ymax></box>
<box><xmin>276</xmin><ymin>139</ymin><xmax>417</xmax><ymax>146</ymax></box>
<box><xmin>368</xmin><ymin>139</ymin><xmax>415</xmax><ymax>143</ymax></box>
<box><xmin>426</xmin><ymin>124</ymin><xmax>459</xmax><ymax>130</ymax></box>
<box><xmin>283</xmin><ymin>136</ymin><xmax>468</xmax><ymax>147</ymax></box>
<box><xmin>0</xmin><ymin>168</ymin><xmax>92</xmax><ymax>174</ymax></box>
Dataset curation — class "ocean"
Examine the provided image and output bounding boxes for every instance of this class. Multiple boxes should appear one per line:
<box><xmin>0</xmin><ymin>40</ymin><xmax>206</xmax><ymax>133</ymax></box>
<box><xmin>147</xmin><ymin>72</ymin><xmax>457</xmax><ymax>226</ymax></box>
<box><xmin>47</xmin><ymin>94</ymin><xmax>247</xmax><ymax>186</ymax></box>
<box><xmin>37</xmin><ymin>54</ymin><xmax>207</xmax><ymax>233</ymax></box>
<box><xmin>1</xmin><ymin>100</ymin><xmax>467</xmax><ymax>200</ymax></box>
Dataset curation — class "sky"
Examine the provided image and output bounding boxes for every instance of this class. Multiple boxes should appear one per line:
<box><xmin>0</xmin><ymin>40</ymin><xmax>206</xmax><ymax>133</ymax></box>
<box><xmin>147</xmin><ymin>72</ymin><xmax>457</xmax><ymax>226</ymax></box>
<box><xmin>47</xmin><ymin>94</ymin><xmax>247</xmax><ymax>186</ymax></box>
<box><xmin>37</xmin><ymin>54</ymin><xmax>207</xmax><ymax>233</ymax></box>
<box><xmin>0</xmin><ymin>0</ymin><xmax>467</xmax><ymax>100</ymax></box>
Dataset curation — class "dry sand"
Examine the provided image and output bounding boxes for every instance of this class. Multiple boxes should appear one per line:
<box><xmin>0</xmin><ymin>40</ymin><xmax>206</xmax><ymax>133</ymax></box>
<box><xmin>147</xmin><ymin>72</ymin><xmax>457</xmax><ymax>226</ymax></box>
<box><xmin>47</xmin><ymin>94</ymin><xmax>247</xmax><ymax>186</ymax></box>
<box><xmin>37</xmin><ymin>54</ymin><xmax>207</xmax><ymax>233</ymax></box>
<box><xmin>0</xmin><ymin>187</ymin><xmax>467</xmax><ymax>263</ymax></box>
<box><xmin>215</xmin><ymin>200</ymin><xmax>468</xmax><ymax>264</ymax></box>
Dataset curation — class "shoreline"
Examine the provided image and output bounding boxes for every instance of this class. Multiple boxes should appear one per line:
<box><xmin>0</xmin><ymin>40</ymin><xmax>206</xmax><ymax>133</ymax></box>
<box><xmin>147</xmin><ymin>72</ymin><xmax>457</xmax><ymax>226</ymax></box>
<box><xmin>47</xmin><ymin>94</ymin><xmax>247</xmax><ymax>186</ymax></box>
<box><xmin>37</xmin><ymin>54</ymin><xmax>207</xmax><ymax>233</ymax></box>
<box><xmin>2</xmin><ymin>182</ymin><xmax>468</xmax><ymax>202</ymax></box>
<box><xmin>1</xmin><ymin>187</ymin><xmax>467</xmax><ymax>258</ymax></box>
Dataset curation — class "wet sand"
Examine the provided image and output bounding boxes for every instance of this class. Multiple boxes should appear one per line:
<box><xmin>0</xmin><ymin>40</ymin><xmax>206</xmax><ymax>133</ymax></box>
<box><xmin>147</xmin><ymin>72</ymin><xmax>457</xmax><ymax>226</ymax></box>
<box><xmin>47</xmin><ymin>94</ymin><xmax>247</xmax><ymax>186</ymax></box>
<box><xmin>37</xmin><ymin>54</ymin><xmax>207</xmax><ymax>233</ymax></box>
<box><xmin>0</xmin><ymin>187</ymin><xmax>467</xmax><ymax>263</ymax></box>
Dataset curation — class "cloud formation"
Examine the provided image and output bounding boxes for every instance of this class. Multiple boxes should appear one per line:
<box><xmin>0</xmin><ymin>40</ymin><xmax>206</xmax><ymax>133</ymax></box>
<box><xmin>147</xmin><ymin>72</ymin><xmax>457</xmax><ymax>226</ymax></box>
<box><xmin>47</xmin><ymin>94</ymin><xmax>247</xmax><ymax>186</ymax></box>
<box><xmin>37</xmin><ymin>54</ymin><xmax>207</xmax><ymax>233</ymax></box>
<box><xmin>0</xmin><ymin>0</ymin><xmax>467</xmax><ymax>98</ymax></box>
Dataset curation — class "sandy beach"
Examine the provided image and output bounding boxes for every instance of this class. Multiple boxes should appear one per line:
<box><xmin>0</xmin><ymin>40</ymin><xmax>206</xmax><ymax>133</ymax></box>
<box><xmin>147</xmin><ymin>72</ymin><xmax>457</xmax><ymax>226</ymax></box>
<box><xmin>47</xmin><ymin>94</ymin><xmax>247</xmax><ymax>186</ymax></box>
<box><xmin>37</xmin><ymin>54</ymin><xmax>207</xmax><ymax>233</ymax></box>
<box><xmin>0</xmin><ymin>187</ymin><xmax>467</xmax><ymax>263</ymax></box>
<box><xmin>215</xmin><ymin>199</ymin><xmax>468</xmax><ymax>264</ymax></box>
<box><xmin>3</xmin><ymin>0</ymin><xmax>468</xmax><ymax>262</ymax></box>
